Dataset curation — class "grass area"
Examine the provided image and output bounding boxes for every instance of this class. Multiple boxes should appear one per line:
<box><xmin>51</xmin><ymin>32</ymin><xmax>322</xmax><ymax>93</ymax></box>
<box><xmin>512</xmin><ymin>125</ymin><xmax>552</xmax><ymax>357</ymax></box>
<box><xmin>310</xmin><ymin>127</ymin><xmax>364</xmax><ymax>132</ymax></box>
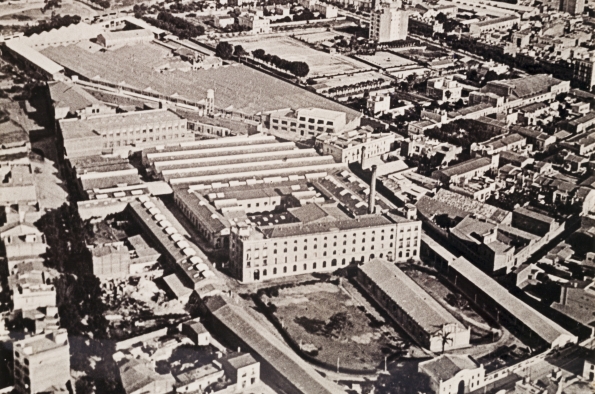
<box><xmin>262</xmin><ymin>281</ymin><xmax>401</xmax><ymax>371</ymax></box>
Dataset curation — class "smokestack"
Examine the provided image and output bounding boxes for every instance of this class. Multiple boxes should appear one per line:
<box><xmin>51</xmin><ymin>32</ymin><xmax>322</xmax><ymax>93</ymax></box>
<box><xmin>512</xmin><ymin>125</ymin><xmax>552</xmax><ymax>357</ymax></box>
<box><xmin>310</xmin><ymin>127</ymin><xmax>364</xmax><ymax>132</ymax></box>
<box><xmin>361</xmin><ymin>146</ymin><xmax>366</xmax><ymax>167</ymax></box>
<box><xmin>369</xmin><ymin>165</ymin><xmax>377</xmax><ymax>214</ymax></box>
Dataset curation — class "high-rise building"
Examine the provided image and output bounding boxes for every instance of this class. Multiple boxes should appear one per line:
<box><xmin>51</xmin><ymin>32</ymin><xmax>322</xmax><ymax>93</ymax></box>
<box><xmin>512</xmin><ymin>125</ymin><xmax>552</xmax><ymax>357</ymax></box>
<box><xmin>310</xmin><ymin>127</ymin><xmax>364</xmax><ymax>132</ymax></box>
<box><xmin>369</xmin><ymin>1</ymin><xmax>409</xmax><ymax>43</ymax></box>
<box><xmin>574</xmin><ymin>58</ymin><xmax>595</xmax><ymax>92</ymax></box>
<box><xmin>13</xmin><ymin>329</ymin><xmax>71</xmax><ymax>394</ymax></box>
<box><xmin>560</xmin><ymin>0</ymin><xmax>585</xmax><ymax>15</ymax></box>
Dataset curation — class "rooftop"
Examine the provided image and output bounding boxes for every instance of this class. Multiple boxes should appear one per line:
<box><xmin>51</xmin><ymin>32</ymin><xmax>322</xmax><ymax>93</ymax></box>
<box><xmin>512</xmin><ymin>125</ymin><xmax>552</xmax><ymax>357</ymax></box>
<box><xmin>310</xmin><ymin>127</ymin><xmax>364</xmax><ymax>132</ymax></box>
<box><xmin>438</xmin><ymin>157</ymin><xmax>492</xmax><ymax>177</ymax></box>
<box><xmin>359</xmin><ymin>258</ymin><xmax>464</xmax><ymax>332</ymax></box>
<box><xmin>420</xmin><ymin>354</ymin><xmax>479</xmax><ymax>382</ymax></box>
<box><xmin>48</xmin><ymin>81</ymin><xmax>101</xmax><ymax>112</ymax></box>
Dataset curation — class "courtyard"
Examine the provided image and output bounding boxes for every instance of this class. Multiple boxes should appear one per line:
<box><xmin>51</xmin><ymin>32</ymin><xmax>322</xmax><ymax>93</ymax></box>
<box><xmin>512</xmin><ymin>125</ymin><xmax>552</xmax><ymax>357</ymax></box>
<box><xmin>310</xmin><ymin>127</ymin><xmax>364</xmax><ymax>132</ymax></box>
<box><xmin>260</xmin><ymin>281</ymin><xmax>404</xmax><ymax>371</ymax></box>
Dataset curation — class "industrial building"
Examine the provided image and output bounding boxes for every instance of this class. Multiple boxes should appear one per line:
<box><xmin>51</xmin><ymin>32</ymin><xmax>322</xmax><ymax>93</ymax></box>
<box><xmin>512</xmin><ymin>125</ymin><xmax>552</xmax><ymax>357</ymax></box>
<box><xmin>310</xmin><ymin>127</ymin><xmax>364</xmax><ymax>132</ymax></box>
<box><xmin>58</xmin><ymin>108</ymin><xmax>191</xmax><ymax>159</ymax></box>
<box><xmin>357</xmin><ymin>258</ymin><xmax>471</xmax><ymax>352</ymax></box>
<box><xmin>420</xmin><ymin>235</ymin><xmax>578</xmax><ymax>349</ymax></box>
<box><xmin>314</xmin><ymin>127</ymin><xmax>395</xmax><ymax>164</ymax></box>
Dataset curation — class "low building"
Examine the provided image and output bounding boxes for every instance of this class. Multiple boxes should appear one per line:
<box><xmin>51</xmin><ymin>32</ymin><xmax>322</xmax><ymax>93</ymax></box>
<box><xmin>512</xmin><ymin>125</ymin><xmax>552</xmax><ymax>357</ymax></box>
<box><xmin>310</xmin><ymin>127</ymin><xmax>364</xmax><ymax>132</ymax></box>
<box><xmin>181</xmin><ymin>319</ymin><xmax>211</xmax><ymax>346</ymax></box>
<box><xmin>511</xmin><ymin>126</ymin><xmax>556</xmax><ymax>151</ymax></box>
<box><xmin>238</xmin><ymin>13</ymin><xmax>271</xmax><ymax>34</ymax></box>
<box><xmin>48</xmin><ymin>81</ymin><xmax>115</xmax><ymax>120</ymax></box>
<box><xmin>419</xmin><ymin>355</ymin><xmax>486</xmax><ymax>394</ymax></box>
<box><xmin>511</xmin><ymin>207</ymin><xmax>560</xmax><ymax>237</ymax></box>
<box><xmin>357</xmin><ymin>258</ymin><xmax>470</xmax><ymax>352</ymax></box>
<box><xmin>96</xmin><ymin>28</ymin><xmax>154</xmax><ymax>48</ymax></box>
<box><xmin>366</xmin><ymin>93</ymin><xmax>391</xmax><ymax>115</ymax></box>
<box><xmin>174</xmin><ymin>364</ymin><xmax>224</xmax><ymax>393</ymax></box>
<box><xmin>214</xmin><ymin>15</ymin><xmax>235</xmax><ymax>28</ymax></box>
<box><xmin>0</xmin><ymin>222</ymin><xmax>48</xmax><ymax>264</ymax></box>
<box><xmin>90</xmin><ymin>243</ymin><xmax>132</xmax><ymax>279</ymax></box>
<box><xmin>220</xmin><ymin>353</ymin><xmax>261</xmax><ymax>391</ymax></box>
<box><xmin>431</xmin><ymin>156</ymin><xmax>497</xmax><ymax>186</ymax></box>
<box><xmin>9</xmin><ymin>263</ymin><xmax>56</xmax><ymax>311</ymax></box>
<box><xmin>552</xmin><ymin>280</ymin><xmax>595</xmax><ymax>327</ymax></box>
<box><xmin>0</xmin><ymin>120</ymin><xmax>31</xmax><ymax>159</ymax></box>
<box><xmin>0</xmin><ymin>165</ymin><xmax>37</xmax><ymax>205</ymax></box>
<box><xmin>267</xmin><ymin>107</ymin><xmax>352</xmax><ymax>137</ymax></box>
<box><xmin>472</xmin><ymin>133</ymin><xmax>526</xmax><ymax>156</ymax></box>
<box><xmin>315</xmin><ymin>127</ymin><xmax>395</xmax><ymax>164</ymax></box>
<box><xmin>426</xmin><ymin>77</ymin><xmax>462</xmax><ymax>102</ymax></box>
<box><xmin>468</xmin><ymin>15</ymin><xmax>520</xmax><ymax>36</ymax></box>
<box><xmin>13</xmin><ymin>329</ymin><xmax>71</xmax><ymax>394</ymax></box>
<box><xmin>120</xmin><ymin>359</ymin><xmax>175</xmax><ymax>394</ymax></box>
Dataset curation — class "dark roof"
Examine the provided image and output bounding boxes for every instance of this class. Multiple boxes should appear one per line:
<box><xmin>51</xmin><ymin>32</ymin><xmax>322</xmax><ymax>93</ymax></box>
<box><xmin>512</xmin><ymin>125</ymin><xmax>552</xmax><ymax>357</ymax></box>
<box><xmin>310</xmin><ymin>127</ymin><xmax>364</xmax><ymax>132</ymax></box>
<box><xmin>488</xmin><ymin>74</ymin><xmax>564</xmax><ymax>99</ymax></box>
<box><xmin>79</xmin><ymin>172</ymin><xmax>141</xmax><ymax>191</ymax></box>
<box><xmin>513</xmin><ymin>207</ymin><xmax>555</xmax><ymax>224</ymax></box>
<box><xmin>223</xmin><ymin>353</ymin><xmax>258</xmax><ymax>370</ymax></box>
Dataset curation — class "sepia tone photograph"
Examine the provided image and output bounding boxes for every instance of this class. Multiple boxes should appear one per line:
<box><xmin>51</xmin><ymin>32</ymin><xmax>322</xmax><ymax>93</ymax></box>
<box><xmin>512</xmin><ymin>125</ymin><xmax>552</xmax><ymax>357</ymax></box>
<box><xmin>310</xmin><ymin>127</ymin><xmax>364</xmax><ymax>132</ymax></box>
<box><xmin>0</xmin><ymin>0</ymin><xmax>594</xmax><ymax>392</ymax></box>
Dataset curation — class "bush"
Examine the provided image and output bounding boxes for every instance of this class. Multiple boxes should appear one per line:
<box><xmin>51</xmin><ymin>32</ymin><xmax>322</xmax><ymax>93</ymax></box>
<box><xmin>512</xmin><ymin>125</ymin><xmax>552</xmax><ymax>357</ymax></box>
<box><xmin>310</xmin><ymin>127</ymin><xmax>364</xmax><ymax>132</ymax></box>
<box><xmin>215</xmin><ymin>41</ymin><xmax>234</xmax><ymax>59</ymax></box>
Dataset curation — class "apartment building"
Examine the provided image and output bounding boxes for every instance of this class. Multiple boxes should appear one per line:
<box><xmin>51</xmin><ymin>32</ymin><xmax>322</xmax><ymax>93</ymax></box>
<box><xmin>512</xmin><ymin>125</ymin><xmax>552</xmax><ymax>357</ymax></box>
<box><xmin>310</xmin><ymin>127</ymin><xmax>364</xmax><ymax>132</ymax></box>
<box><xmin>238</xmin><ymin>13</ymin><xmax>271</xmax><ymax>34</ymax></box>
<box><xmin>426</xmin><ymin>77</ymin><xmax>462</xmax><ymax>102</ymax></box>
<box><xmin>574</xmin><ymin>58</ymin><xmax>595</xmax><ymax>92</ymax></box>
<box><xmin>560</xmin><ymin>0</ymin><xmax>585</xmax><ymax>15</ymax></box>
<box><xmin>369</xmin><ymin>2</ymin><xmax>409</xmax><ymax>43</ymax></box>
<box><xmin>13</xmin><ymin>329</ymin><xmax>71</xmax><ymax>394</ymax></box>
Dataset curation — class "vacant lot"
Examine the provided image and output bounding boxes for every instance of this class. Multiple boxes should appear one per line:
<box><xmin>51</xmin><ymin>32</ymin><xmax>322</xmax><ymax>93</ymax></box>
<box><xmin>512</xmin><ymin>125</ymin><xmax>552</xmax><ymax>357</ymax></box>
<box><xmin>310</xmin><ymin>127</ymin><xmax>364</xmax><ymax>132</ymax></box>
<box><xmin>262</xmin><ymin>282</ymin><xmax>401</xmax><ymax>371</ymax></box>
<box><xmin>356</xmin><ymin>51</ymin><xmax>417</xmax><ymax>69</ymax></box>
<box><xmin>228</xmin><ymin>35</ymin><xmax>371</xmax><ymax>78</ymax></box>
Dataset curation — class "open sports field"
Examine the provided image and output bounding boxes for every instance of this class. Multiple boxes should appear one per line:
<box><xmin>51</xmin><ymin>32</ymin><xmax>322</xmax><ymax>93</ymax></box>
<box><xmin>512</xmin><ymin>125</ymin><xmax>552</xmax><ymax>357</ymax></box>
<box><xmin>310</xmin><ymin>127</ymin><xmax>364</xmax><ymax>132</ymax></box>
<box><xmin>228</xmin><ymin>35</ymin><xmax>371</xmax><ymax>78</ymax></box>
<box><xmin>41</xmin><ymin>42</ymin><xmax>360</xmax><ymax>121</ymax></box>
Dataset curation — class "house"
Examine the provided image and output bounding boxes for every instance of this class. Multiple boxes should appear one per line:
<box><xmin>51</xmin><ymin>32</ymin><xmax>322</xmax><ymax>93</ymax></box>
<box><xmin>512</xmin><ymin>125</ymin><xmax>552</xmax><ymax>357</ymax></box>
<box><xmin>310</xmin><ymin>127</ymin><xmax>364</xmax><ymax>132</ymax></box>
<box><xmin>220</xmin><ymin>353</ymin><xmax>261</xmax><ymax>391</ymax></box>
<box><xmin>0</xmin><ymin>165</ymin><xmax>37</xmax><ymax>205</ymax></box>
<box><xmin>119</xmin><ymin>359</ymin><xmax>175</xmax><ymax>394</ymax></box>
<box><xmin>431</xmin><ymin>156</ymin><xmax>497</xmax><ymax>186</ymax></box>
<box><xmin>181</xmin><ymin>319</ymin><xmax>211</xmax><ymax>346</ymax></box>
<box><xmin>426</xmin><ymin>77</ymin><xmax>462</xmax><ymax>102</ymax></box>
<box><xmin>419</xmin><ymin>355</ymin><xmax>486</xmax><ymax>394</ymax></box>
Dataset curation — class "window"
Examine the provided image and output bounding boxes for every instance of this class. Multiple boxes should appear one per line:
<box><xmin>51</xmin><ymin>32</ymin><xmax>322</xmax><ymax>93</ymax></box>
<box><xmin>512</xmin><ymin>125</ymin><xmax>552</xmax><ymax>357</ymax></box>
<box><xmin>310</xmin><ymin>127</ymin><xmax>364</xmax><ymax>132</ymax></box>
<box><xmin>313</xmin><ymin>263</ymin><xmax>317</xmax><ymax>269</ymax></box>
<box><xmin>303</xmin><ymin>264</ymin><xmax>307</xmax><ymax>270</ymax></box>
<box><xmin>283</xmin><ymin>266</ymin><xmax>287</xmax><ymax>273</ymax></box>
<box><xmin>293</xmin><ymin>265</ymin><xmax>297</xmax><ymax>272</ymax></box>
<box><xmin>323</xmin><ymin>261</ymin><xmax>327</xmax><ymax>267</ymax></box>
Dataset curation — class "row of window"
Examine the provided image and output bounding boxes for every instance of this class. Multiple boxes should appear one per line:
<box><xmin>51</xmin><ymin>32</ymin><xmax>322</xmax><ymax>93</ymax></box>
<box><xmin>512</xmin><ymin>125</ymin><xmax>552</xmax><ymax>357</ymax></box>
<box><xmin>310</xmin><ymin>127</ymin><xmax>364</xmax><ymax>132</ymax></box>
<box><xmin>103</xmin><ymin>134</ymin><xmax>187</xmax><ymax>147</ymax></box>
<box><xmin>246</xmin><ymin>244</ymin><xmax>395</xmax><ymax>266</ymax></box>
<box><xmin>272</xmin><ymin>117</ymin><xmax>334</xmax><ymax>126</ymax></box>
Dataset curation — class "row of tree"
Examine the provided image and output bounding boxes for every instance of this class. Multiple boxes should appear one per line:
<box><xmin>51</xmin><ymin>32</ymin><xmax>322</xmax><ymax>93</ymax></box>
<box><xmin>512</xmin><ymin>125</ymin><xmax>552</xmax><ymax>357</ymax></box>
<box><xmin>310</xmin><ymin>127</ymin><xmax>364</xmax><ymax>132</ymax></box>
<box><xmin>24</xmin><ymin>13</ymin><xmax>81</xmax><ymax>36</ymax></box>
<box><xmin>325</xmin><ymin>78</ymin><xmax>386</xmax><ymax>96</ymax></box>
<box><xmin>251</xmin><ymin>48</ymin><xmax>309</xmax><ymax>77</ymax></box>
<box><xmin>143</xmin><ymin>11</ymin><xmax>205</xmax><ymax>39</ymax></box>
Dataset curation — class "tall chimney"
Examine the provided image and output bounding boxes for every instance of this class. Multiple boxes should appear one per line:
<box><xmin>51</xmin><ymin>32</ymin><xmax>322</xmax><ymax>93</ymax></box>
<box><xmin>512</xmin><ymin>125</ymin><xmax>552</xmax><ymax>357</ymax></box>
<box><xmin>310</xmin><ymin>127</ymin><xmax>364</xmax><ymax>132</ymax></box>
<box><xmin>369</xmin><ymin>165</ymin><xmax>377</xmax><ymax>214</ymax></box>
<box><xmin>361</xmin><ymin>146</ymin><xmax>366</xmax><ymax>167</ymax></box>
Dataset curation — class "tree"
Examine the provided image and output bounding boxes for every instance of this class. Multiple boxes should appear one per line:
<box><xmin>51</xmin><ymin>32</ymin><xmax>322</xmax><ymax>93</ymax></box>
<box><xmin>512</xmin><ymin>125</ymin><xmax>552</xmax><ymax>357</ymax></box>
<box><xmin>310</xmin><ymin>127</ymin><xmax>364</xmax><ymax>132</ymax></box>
<box><xmin>233</xmin><ymin>44</ymin><xmax>247</xmax><ymax>58</ymax></box>
<box><xmin>291</xmin><ymin>61</ymin><xmax>309</xmax><ymax>77</ymax></box>
<box><xmin>215</xmin><ymin>41</ymin><xmax>234</xmax><ymax>60</ymax></box>
<box><xmin>437</xmin><ymin>327</ymin><xmax>454</xmax><ymax>354</ymax></box>
<box><xmin>435</xmin><ymin>12</ymin><xmax>447</xmax><ymax>24</ymax></box>
<box><xmin>43</xmin><ymin>0</ymin><xmax>62</xmax><ymax>12</ymax></box>
<box><xmin>444</xmin><ymin>90</ymin><xmax>451</xmax><ymax>100</ymax></box>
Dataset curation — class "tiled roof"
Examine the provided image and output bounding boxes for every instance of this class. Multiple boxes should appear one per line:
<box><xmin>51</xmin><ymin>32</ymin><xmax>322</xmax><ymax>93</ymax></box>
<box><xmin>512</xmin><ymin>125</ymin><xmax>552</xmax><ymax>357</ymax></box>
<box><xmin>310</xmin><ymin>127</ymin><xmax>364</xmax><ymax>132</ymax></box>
<box><xmin>420</xmin><ymin>354</ymin><xmax>478</xmax><ymax>382</ymax></box>
<box><xmin>49</xmin><ymin>81</ymin><xmax>100</xmax><ymax>112</ymax></box>
<box><xmin>259</xmin><ymin>214</ymin><xmax>393</xmax><ymax>238</ymax></box>
<box><xmin>434</xmin><ymin>189</ymin><xmax>510</xmax><ymax>223</ymax></box>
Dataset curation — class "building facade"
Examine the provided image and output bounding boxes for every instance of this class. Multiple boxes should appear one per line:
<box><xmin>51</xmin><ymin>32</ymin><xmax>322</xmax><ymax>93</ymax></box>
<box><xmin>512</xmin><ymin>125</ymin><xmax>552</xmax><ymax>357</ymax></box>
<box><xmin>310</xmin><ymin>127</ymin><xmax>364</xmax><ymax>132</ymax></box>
<box><xmin>268</xmin><ymin>107</ymin><xmax>351</xmax><ymax>137</ymax></box>
<box><xmin>370</xmin><ymin>2</ymin><xmax>409</xmax><ymax>43</ymax></box>
<box><xmin>13</xmin><ymin>329</ymin><xmax>71</xmax><ymax>394</ymax></box>
<box><xmin>315</xmin><ymin>128</ymin><xmax>395</xmax><ymax>163</ymax></box>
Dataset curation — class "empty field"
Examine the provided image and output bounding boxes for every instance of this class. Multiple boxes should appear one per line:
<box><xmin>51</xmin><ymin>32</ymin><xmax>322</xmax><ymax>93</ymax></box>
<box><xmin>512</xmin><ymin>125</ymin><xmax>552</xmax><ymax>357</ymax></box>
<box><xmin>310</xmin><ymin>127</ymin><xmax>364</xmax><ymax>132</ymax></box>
<box><xmin>229</xmin><ymin>35</ymin><xmax>371</xmax><ymax>77</ymax></box>
<box><xmin>261</xmin><ymin>282</ymin><xmax>403</xmax><ymax>371</ymax></box>
<box><xmin>41</xmin><ymin>42</ymin><xmax>360</xmax><ymax>121</ymax></box>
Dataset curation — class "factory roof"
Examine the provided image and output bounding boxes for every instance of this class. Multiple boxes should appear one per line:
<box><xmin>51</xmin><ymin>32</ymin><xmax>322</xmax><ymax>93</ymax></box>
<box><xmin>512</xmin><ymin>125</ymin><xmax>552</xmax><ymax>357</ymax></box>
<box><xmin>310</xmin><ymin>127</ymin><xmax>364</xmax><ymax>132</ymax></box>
<box><xmin>48</xmin><ymin>81</ymin><xmax>101</xmax><ymax>112</ymax></box>
<box><xmin>5</xmin><ymin>41</ymin><xmax>64</xmax><ymax>76</ymax></box>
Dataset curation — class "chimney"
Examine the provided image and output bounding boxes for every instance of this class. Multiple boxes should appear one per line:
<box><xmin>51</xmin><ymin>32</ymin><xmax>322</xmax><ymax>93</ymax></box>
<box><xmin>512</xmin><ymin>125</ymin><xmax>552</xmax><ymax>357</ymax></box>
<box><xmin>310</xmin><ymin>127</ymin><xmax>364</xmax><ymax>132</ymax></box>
<box><xmin>369</xmin><ymin>165</ymin><xmax>377</xmax><ymax>214</ymax></box>
<box><xmin>360</xmin><ymin>146</ymin><xmax>366</xmax><ymax>167</ymax></box>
